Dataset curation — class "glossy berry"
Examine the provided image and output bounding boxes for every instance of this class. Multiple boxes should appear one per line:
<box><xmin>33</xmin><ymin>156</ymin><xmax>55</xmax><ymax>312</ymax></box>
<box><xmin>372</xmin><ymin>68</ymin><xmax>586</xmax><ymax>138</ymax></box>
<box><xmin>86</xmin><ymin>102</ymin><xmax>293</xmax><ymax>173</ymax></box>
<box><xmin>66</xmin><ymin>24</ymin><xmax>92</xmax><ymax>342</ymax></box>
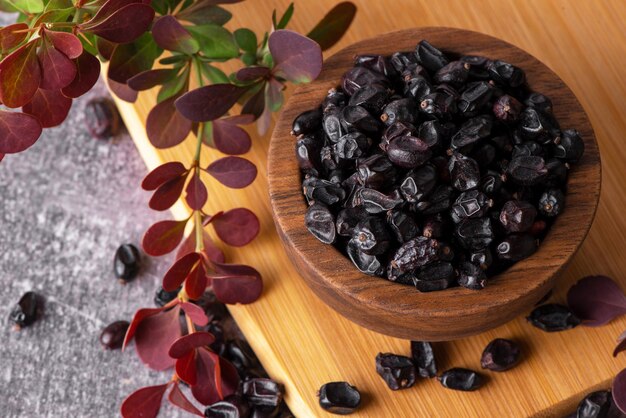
<box><xmin>242</xmin><ymin>379</ymin><xmax>284</xmax><ymax>408</ymax></box>
<box><xmin>480</xmin><ymin>338</ymin><xmax>521</xmax><ymax>371</ymax></box>
<box><xmin>380</xmin><ymin>98</ymin><xmax>416</xmax><ymax>126</ymax></box>
<box><xmin>493</xmin><ymin>94</ymin><xmax>523</xmax><ymax>122</ymax></box>
<box><xmin>305</xmin><ymin>203</ymin><xmax>336</xmax><ymax>244</ymax></box>
<box><xmin>351</xmin><ymin>217</ymin><xmax>392</xmax><ymax>255</ymax></box>
<box><xmin>204</xmin><ymin>394</ymin><xmax>250</xmax><ymax>418</ymax></box>
<box><xmin>291</xmin><ymin>108</ymin><xmax>322</xmax><ymax>137</ymax></box>
<box><xmin>411</xmin><ymin>341</ymin><xmax>437</xmax><ymax>378</ymax></box>
<box><xmin>575</xmin><ymin>391</ymin><xmax>612</xmax><ymax>418</ymax></box>
<box><xmin>414</xmin><ymin>261</ymin><xmax>456</xmax><ymax>292</ymax></box>
<box><xmin>458</xmin><ymin>261</ymin><xmax>487</xmax><ymax>290</ymax></box>
<box><xmin>448</xmin><ymin>152</ymin><xmax>480</xmax><ymax>191</ymax></box>
<box><xmin>554</xmin><ymin>129</ymin><xmax>585</xmax><ymax>163</ymax></box>
<box><xmin>438</xmin><ymin>368</ymin><xmax>485</xmax><ymax>391</ymax></box>
<box><xmin>499</xmin><ymin>200</ymin><xmax>537</xmax><ymax>233</ymax></box>
<box><xmin>9</xmin><ymin>291</ymin><xmax>42</xmax><ymax>329</ymax></box>
<box><xmin>415</xmin><ymin>40</ymin><xmax>450</xmax><ymax>72</ymax></box>
<box><xmin>450</xmin><ymin>115</ymin><xmax>493</xmax><ymax>150</ymax></box>
<box><xmin>539</xmin><ymin>188</ymin><xmax>565</xmax><ymax>217</ymax></box>
<box><xmin>375</xmin><ymin>352</ymin><xmax>416</xmax><ymax>390</ymax></box>
<box><xmin>99</xmin><ymin>320</ymin><xmax>130</xmax><ymax>350</ymax></box>
<box><xmin>387</xmin><ymin>135</ymin><xmax>431</xmax><ymax>168</ymax></box>
<box><xmin>114</xmin><ymin>243</ymin><xmax>141</xmax><ymax>282</ymax></box>
<box><xmin>450</xmin><ymin>190</ymin><xmax>492</xmax><ymax>223</ymax></box>
<box><xmin>84</xmin><ymin>98</ymin><xmax>121</xmax><ymax>140</ymax></box>
<box><xmin>526</xmin><ymin>304</ymin><xmax>581</xmax><ymax>332</ymax></box>
<box><xmin>318</xmin><ymin>382</ymin><xmax>361</xmax><ymax>415</ymax></box>
<box><xmin>346</xmin><ymin>241</ymin><xmax>385</xmax><ymax>277</ymax></box>
<box><xmin>507</xmin><ymin>156</ymin><xmax>548</xmax><ymax>186</ymax></box>
<box><xmin>388</xmin><ymin>237</ymin><xmax>439</xmax><ymax>280</ymax></box>
<box><xmin>455</xmin><ymin>217</ymin><xmax>494</xmax><ymax>250</ymax></box>
<box><xmin>496</xmin><ymin>234</ymin><xmax>537</xmax><ymax>261</ymax></box>
<box><xmin>387</xmin><ymin>210</ymin><xmax>419</xmax><ymax>243</ymax></box>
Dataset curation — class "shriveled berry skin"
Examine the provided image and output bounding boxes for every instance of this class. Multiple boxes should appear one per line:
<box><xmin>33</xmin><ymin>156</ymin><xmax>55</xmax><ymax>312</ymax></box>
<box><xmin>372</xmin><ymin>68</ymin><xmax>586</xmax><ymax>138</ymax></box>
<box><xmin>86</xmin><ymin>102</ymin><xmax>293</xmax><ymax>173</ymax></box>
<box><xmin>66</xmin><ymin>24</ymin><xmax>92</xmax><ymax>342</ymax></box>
<box><xmin>302</xmin><ymin>176</ymin><xmax>345</xmax><ymax>206</ymax></box>
<box><xmin>527</xmin><ymin>304</ymin><xmax>581</xmax><ymax>332</ymax></box>
<box><xmin>539</xmin><ymin>188</ymin><xmax>565</xmax><ymax>217</ymax></box>
<box><xmin>387</xmin><ymin>136</ymin><xmax>431</xmax><ymax>168</ymax></box>
<box><xmin>9</xmin><ymin>291</ymin><xmax>42</xmax><ymax>329</ymax></box>
<box><xmin>99</xmin><ymin>320</ymin><xmax>130</xmax><ymax>350</ymax></box>
<box><xmin>295</xmin><ymin>135</ymin><xmax>321</xmax><ymax>172</ymax></box>
<box><xmin>458</xmin><ymin>81</ymin><xmax>493</xmax><ymax>114</ymax></box>
<box><xmin>496</xmin><ymin>234</ymin><xmax>537</xmax><ymax>261</ymax></box>
<box><xmin>305</xmin><ymin>203</ymin><xmax>336</xmax><ymax>244</ymax></box>
<box><xmin>349</xmin><ymin>83</ymin><xmax>389</xmax><ymax>114</ymax></box>
<box><xmin>204</xmin><ymin>394</ymin><xmax>250</xmax><ymax>418</ymax></box>
<box><xmin>351</xmin><ymin>217</ymin><xmax>392</xmax><ymax>255</ymax></box>
<box><xmin>342</xmin><ymin>66</ymin><xmax>388</xmax><ymax>96</ymax></box>
<box><xmin>387</xmin><ymin>210</ymin><xmax>420</xmax><ymax>243</ymax></box>
<box><xmin>486</xmin><ymin>60</ymin><xmax>525</xmax><ymax>87</ymax></box>
<box><xmin>354</xmin><ymin>188</ymin><xmax>403</xmax><ymax>214</ymax></box>
<box><xmin>458</xmin><ymin>261</ymin><xmax>487</xmax><ymax>290</ymax></box>
<box><xmin>318</xmin><ymin>382</ymin><xmax>361</xmax><ymax>415</ymax></box>
<box><xmin>114</xmin><ymin>243</ymin><xmax>141</xmax><ymax>282</ymax></box>
<box><xmin>438</xmin><ymin>368</ymin><xmax>485</xmax><ymax>391</ymax></box>
<box><xmin>399</xmin><ymin>165</ymin><xmax>437</xmax><ymax>203</ymax></box>
<box><xmin>455</xmin><ymin>217</ymin><xmax>494</xmax><ymax>250</ymax></box>
<box><xmin>243</xmin><ymin>379</ymin><xmax>284</xmax><ymax>408</ymax></box>
<box><xmin>357</xmin><ymin>154</ymin><xmax>397</xmax><ymax>190</ymax></box>
<box><xmin>388</xmin><ymin>237</ymin><xmax>439</xmax><ymax>280</ymax></box>
<box><xmin>434</xmin><ymin>61</ymin><xmax>470</xmax><ymax>87</ymax></box>
<box><xmin>450</xmin><ymin>115</ymin><xmax>492</xmax><ymax>150</ymax></box>
<box><xmin>291</xmin><ymin>108</ymin><xmax>322</xmax><ymax>137</ymax></box>
<box><xmin>507</xmin><ymin>156</ymin><xmax>548</xmax><ymax>186</ymax></box>
<box><xmin>450</xmin><ymin>190</ymin><xmax>492</xmax><ymax>223</ymax></box>
<box><xmin>448</xmin><ymin>152</ymin><xmax>480</xmax><ymax>191</ymax></box>
<box><xmin>493</xmin><ymin>94</ymin><xmax>523</xmax><ymax>122</ymax></box>
<box><xmin>380</xmin><ymin>98</ymin><xmax>416</xmax><ymax>125</ymax></box>
<box><xmin>346</xmin><ymin>241</ymin><xmax>385</xmax><ymax>277</ymax></box>
<box><xmin>411</xmin><ymin>341</ymin><xmax>437</xmax><ymax>378</ymax></box>
<box><xmin>375</xmin><ymin>352</ymin><xmax>416</xmax><ymax>390</ymax></box>
<box><xmin>499</xmin><ymin>200</ymin><xmax>537</xmax><ymax>233</ymax></box>
<box><xmin>84</xmin><ymin>98</ymin><xmax>121</xmax><ymax>140</ymax></box>
<box><xmin>415</xmin><ymin>40</ymin><xmax>449</xmax><ymax>72</ymax></box>
<box><xmin>575</xmin><ymin>390</ymin><xmax>612</xmax><ymax>418</ymax></box>
<box><xmin>480</xmin><ymin>338</ymin><xmax>521</xmax><ymax>372</ymax></box>
<box><xmin>414</xmin><ymin>261</ymin><xmax>456</xmax><ymax>292</ymax></box>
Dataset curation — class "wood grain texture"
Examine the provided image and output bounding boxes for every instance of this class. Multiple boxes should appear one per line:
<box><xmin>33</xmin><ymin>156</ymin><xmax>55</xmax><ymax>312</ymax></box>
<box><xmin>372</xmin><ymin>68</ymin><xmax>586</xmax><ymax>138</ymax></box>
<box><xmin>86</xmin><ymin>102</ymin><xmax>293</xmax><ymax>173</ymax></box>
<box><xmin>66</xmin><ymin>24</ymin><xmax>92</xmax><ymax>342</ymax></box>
<box><xmin>109</xmin><ymin>1</ymin><xmax>626</xmax><ymax>416</ymax></box>
<box><xmin>268</xmin><ymin>27</ymin><xmax>601</xmax><ymax>341</ymax></box>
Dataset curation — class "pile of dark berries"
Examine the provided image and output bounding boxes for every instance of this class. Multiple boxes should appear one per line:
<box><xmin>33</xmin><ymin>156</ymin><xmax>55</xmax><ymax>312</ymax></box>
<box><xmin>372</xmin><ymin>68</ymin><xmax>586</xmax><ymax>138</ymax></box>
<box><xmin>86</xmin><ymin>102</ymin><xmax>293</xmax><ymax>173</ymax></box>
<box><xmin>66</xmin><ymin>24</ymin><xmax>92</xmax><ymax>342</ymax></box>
<box><xmin>295</xmin><ymin>40</ymin><xmax>585</xmax><ymax>291</ymax></box>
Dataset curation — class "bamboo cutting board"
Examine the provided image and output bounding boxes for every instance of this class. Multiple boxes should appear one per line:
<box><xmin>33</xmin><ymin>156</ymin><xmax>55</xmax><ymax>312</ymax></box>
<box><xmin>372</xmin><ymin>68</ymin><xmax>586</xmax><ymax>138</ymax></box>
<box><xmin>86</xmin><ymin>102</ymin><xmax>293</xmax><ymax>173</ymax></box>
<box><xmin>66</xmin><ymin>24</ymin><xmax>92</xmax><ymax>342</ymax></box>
<box><xmin>111</xmin><ymin>1</ymin><xmax>626</xmax><ymax>416</ymax></box>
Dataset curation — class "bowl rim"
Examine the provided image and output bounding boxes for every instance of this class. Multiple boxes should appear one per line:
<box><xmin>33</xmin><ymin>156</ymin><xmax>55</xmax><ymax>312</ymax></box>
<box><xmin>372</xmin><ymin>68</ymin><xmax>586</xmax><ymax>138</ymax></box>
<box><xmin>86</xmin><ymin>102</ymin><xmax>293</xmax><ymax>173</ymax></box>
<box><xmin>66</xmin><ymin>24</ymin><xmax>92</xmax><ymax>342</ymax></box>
<box><xmin>268</xmin><ymin>27</ymin><xmax>601</xmax><ymax>340</ymax></box>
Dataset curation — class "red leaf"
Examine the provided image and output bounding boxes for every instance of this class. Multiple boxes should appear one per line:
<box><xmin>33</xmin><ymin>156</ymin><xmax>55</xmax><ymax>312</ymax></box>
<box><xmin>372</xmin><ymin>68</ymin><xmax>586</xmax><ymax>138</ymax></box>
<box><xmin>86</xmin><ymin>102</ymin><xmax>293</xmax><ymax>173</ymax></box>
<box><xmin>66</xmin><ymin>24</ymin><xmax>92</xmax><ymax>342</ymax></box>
<box><xmin>142</xmin><ymin>219</ymin><xmax>188</xmax><ymax>256</ymax></box>
<box><xmin>175</xmin><ymin>84</ymin><xmax>246</xmax><ymax>122</ymax></box>
<box><xmin>149</xmin><ymin>174</ymin><xmax>187</xmax><ymax>211</ymax></box>
<box><xmin>212</xmin><ymin>118</ymin><xmax>252</xmax><ymax>155</ymax></box>
<box><xmin>306</xmin><ymin>2</ymin><xmax>357</xmax><ymax>51</ymax></box>
<box><xmin>0</xmin><ymin>154</ymin><xmax>4</xmax><ymax>162</ymax></box>
<box><xmin>613</xmin><ymin>369</ymin><xmax>626</xmax><ymax>415</ymax></box>
<box><xmin>45</xmin><ymin>30</ymin><xmax>83</xmax><ymax>59</ymax></box>
<box><xmin>163</xmin><ymin>252</ymin><xmax>200</xmax><ymax>291</ymax></box>
<box><xmin>97</xmin><ymin>37</ymin><xmax>116</xmax><ymax>61</ymax></box>
<box><xmin>176</xmin><ymin>351</ymin><xmax>197</xmax><ymax>385</ymax></box>
<box><xmin>0</xmin><ymin>23</ymin><xmax>29</xmax><ymax>53</ymax></box>
<box><xmin>180</xmin><ymin>302</ymin><xmax>209</xmax><ymax>327</ymax></box>
<box><xmin>615</xmin><ymin>330</ymin><xmax>626</xmax><ymax>357</ymax></box>
<box><xmin>185</xmin><ymin>262</ymin><xmax>208</xmax><ymax>300</ymax></box>
<box><xmin>192</xmin><ymin>349</ymin><xmax>239</xmax><ymax>405</ymax></box>
<box><xmin>23</xmin><ymin>89</ymin><xmax>72</xmax><ymax>128</ymax></box>
<box><xmin>0</xmin><ymin>41</ymin><xmax>41</xmax><ymax>108</ymax></box>
<box><xmin>177</xmin><ymin>229</ymin><xmax>225</xmax><ymax>264</ymax></box>
<box><xmin>142</xmin><ymin>161</ymin><xmax>187</xmax><ymax>191</ymax></box>
<box><xmin>123</xmin><ymin>307</ymin><xmax>166</xmax><ymax>349</ymax></box>
<box><xmin>185</xmin><ymin>174</ymin><xmax>208</xmax><ymax>210</ymax></box>
<box><xmin>169</xmin><ymin>332</ymin><xmax>215</xmax><ymax>359</ymax></box>
<box><xmin>38</xmin><ymin>39</ymin><xmax>77</xmax><ymax>91</ymax></box>
<box><xmin>128</xmin><ymin>68</ymin><xmax>176</xmax><ymax>91</ymax></box>
<box><xmin>236</xmin><ymin>66</ymin><xmax>270</xmax><ymax>82</ymax></box>
<box><xmin>269</xmin><ymin>30</ymin><xmax>322</xmax><ymax>83</ymax></box>
<box><xmin>86</xmin><ymin>0</ymin><xmax>142</xmax><ymax>25</ymax></box>
<box><xmin>168</xmin><ymin>382</ymin><xmax>203</xmax><ymax>416</ymax></box>
<box><xmin>83</xmin><ymin>3</ymin><xmax>155</xmax><ymax>44</ymax></box>
<box><xmin>120</xmin><ymin>383</ymin><xmax>169</xmax><ymax>418</ymax></box>
<box><xmin>567</xmin><ymin>276</ymin><xmax>626</xmax><ymax>327</ymax></box>
<box><xmin>62</xmin><ymin>51</ymin><xmax>101</xmax><ymax>98</ymax></box>
<box><xmin>212</xmin><ymin>208</ymin><xmax>260</xmax><ymax>246</ymax></box>
<box><xmin>147</xmin><ymin>96</ymin><xmax>193</xmax><ymax>149</ymax></box>
<box><xmin>0</xmin><ymin>111</ymin><xmax>42</xmax><ymax>154</ymax></box>
<box><xmin>135</xmin><ymin>305</ymin><xmax>182</xmax><ymax>370</ymax></box>
<box><xmin>206</xmin><ymin>156</ymin><xmax>257</xmax><ymax>189</ymax></box>
<box><xmin>211</xmin><ymin>263</ymin><xmax>263</xmax><ymax>304</ymax></box>
<box><xmin>152</xmin><ymin>15</ymin><xmax>199</xmax><ymax>55</ymax></box>
<box><xmin>107</xmin><ymin>77</ymin><xmax>138</xmax><ymax>103</ymax></box>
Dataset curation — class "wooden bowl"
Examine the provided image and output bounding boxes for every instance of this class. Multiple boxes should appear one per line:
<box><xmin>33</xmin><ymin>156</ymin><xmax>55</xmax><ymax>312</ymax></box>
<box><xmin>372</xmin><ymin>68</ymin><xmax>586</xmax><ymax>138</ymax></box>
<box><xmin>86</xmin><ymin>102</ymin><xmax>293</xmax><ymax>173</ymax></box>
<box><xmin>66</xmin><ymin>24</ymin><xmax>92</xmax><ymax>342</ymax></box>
<box><xmin>267</xmin><ymin>27</ymin><xmax>601</xmax><ymax>341</ymax></box>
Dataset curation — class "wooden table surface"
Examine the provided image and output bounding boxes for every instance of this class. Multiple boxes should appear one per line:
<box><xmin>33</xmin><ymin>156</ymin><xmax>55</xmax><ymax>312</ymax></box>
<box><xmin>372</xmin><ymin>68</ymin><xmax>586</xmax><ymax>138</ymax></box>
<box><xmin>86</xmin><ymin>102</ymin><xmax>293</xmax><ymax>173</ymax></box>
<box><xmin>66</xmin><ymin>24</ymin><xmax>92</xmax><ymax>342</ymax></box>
<box><xmin>112</xmin><ymin>1</ymin><xmax>626</xmax><ymax>416</ymax></box>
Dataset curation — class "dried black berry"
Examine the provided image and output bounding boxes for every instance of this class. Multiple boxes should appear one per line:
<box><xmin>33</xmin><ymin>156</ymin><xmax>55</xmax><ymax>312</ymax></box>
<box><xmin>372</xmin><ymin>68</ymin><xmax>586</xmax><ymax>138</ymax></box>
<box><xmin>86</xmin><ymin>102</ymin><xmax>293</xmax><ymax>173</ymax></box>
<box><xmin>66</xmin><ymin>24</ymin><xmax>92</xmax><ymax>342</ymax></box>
<box><xmin>411</xmin><ymin>341</ymin><xmax>437</xmax><ymax>377</ymax></box>
<box><xmin>458</xmin><ymin>261</ymin><xmax>487</xmax><ymax>290</ymax></box>
<box><xmin>341</xmin><ymin>106</ymin><xmax>380</xmax><ymax>135</ymax></box>
<box><xmin>9</xmin><ymin>291</ymin><xmax>42</xmax><ymax>329</ymax></box>
<box><xmin>336</xmin><ymin>207</ymin><xmax>368</xmax><ymax>237</ymax></box>
<box><xmin>414</xmin><ymin>261</ymin><xmax>456</xmax><ymax>292</ymax></box>
<box><xmin>380</xmin><ymin>98</ymin><xmax>417</xmax><ymax>126</ymax></box>
<box><xmin>99</xmin><ymin>320</ymin><xmax>130</xmax><ymax>350</ymax></box>
<box><xmin>434</xmin><ymin>61</ymin><xmax>470</xmax><ymax>87</ymax></box>
<box><xmin>375</xmin><ymin>352</ymin><xmax>416</xmax><ymax>390</ymax></box>
<box><xmin>204</xmin><ymin>394</ymin><xmax>250</xmax><ymax>418</ymax></box>
<box><xmin>496</xmin><ymin>234</ymin><xmax>537</xmax><ymax>261</ymax></box>
<box><xmin>450</xmin><ymin>115</ymin><xmax>493</xmax><ymax>150</ymax></box>
<box><xmin>458</xmin><ymin>81</ymin><xmax>493</xmax><ymax>114</ymax></box>
<box><xmin>333</xmin><ymin>132</ymin><xmax>371</xmax><ymax>161</ymax></box>
<box><xmin>450</xmin><ymin>190</ymin><xmax>492</xmax><ymax>223</ymax></box>
<box><xmin>243</xmin><ymin>379</ymin><xmax>284</xmax><ymax>408</ymax></box>
<box><xmin>323</xmin><ymin>88</ymin><xmax>348</xmax><ymax>110</ymax></box>
<box><xmin>342</xmin><ymin>67</ymin><xmax>388</xmax><ymax>96</ymax></box>
<box><xmin>527</xmin><ymin>304</ymin><xmax>581</xmax><ymax>332</ymax></box>
<box><xmin>387</xmin><ymin>210</ymin><xmax>419</xmax><ymax>243</ymax></box>
<box><xmin>351</xmin><ymin>217</ymin><xmax>392</xmax><ymax>255</ymax></box>
<box><xmin>291</xmin><ymin>108</ymin><xmax>322</xmax><ymax>137</ymax></box>
<box><xmin>295</xmin><ymin>135</ymin><xmax>321</xmax><ymax>172</ymax></box>
<box><xmin>469</xmin><ymin>248</ymin><xmax>493</xmax><ymax>270</ymax></box>
<box><xmin>302</xmin><ymin>176</ymin><xmax>346</xmax><ymax>206</ymax></box>
<box><xmin>346</xmin><ymin>241</ymin><xmax>385</xmax><ymax>277</ymax></box>
<box><xmin>438</xmin><ymin>368</ymin><xmax>485</xmax><ymax>391</ymax></box>
<box><xmin>318</xmin><ymin>382</ymin><xmax>361</xmax><ymax>415</ymax></box>
<box><xmin>575</xmin><ymin>390</ymin><xmax>612</xmax><ymax>418</ymax></box>
<box><xmin>486</xmin><ymin>60</ymin><xmax>525</xmax><ymax>87</ymax></box>
<box><xmin>448</xmin><ymin>152</ymin><xmax>480</xmax><ymax>191</ymax></box>
<box><xmin>226</xmin><ymin>339</ymin><xmax>261</xmax><ymax>376</ymax></box>
<box><xmin>399</xmin><ymin>165</ymin><xmax>437</xmax><ymax>203</ymax></box>
<box><xmin>154</xmin><ymin>286</ymin><xmax>180</xmax><ymax>307</ymax></box>
<box><xmin>305</xmin><ymin>203</ymin><xmax>336</xmax><ymax>244</ymax></box>
<box><xmin>499</xmin><ymin>200</ymin><xmax>537</xmax><ymax>232</ymax></box>
<box><xmin>493</xmin><ymin>94</ymin><xmax>523</xmax><ymax>122</ymax></box>
<box><xmin>416</xmin><ymin>40</ymin><xmax>450</xmax><ymax>73</ymax></box>
<box><xmin>114</xmin><ymin>243</ymin><xmax>141</xmax><ymax>282</ymax></box>
<box><xmin>507</xmin><ymin>156</ymin><xmax>548</xmax><ymax>186</ymax></box>
<box><xmin>539</xmin><ymin>188</ymin><xmax>565</xmax><ymax>217</ymax></box>
<box><xmin>387</xmin><ymin>135</ymin><xmax>431</xmax><ymax>168</ymax></box>
<box><xmin>455</xmin><ymin>217</ymin><xmax>494</xmax><ymax>250</ymax></box>
<box><xmin>354</xmin><ymin>188</ymin><xmax>403</xmax><ymax>214</ymax></box>
<box><xmin>480</xmin><ymin>338</ymin><xmax>521</xmax><ymax>371</ymax></box>
<box><xmin>554</xmin><ymin>129</ymin><xmax>585</xmax><ymax>163</ymax></box>
<box><xmin>389</xmin><ymin>236</ymin><xmax>439</xmax><ymax>280</ymax></box>
<box><xmin>348</xmin><ymin>83</ymin><xmax>389</xmax><ymax>114</ymax></box>
<box><xmin>419</xmin><ymin>92</ymin><xmax>457</xmax><ymax>119</ymax></box>
<box><xmin>84</xmin><ymin>97</ymin><xmax>121</xmax><ymax>140</ymax></box>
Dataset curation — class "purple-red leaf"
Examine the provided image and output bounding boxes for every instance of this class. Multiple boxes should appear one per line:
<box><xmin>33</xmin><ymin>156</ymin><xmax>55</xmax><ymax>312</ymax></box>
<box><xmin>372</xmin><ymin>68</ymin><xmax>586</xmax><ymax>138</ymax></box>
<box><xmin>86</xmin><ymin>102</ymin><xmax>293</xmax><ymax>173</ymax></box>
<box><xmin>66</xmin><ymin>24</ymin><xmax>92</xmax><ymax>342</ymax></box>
<box><xmin>149</xmin><ymin>174</ymin><xmax>187</xmax><ymax>211</ymax></box>
<box><xmin>0</xmin><ymin>111</ymin><xmax>42</xmax><ymax>154</ymax></box>
<box><xmin>306</xmin><ymin>2</ymin><xmax>356</xmax><ymax>51</ymax></box>
<box><xmin>162</xmin><ymin>252</ymin><xmax>200</xmax><ymax>291</ymax></box>
<box><xmin>269</xmin><ymin>29</ymin><xmax>322</xmax><ymax>83</ymax></box>
<box><xmin>192</xmin><ymin>349</ymin><xmax>239</xmax><ymax>406</ymax></box>
<box><xmin>205</xmin><ymin>156</ymin><xmax>257</xmax><ymax>189</ymax></box>
<box><xmin>0</xmin><ymin>153</ymin><xmax>4</xmax><ymax>162</ymax></box>
<box><xmin>185</xmin><ymin>174</ymin><xmax>208</xmax><ymax>210</ymax></box>
<box><xmin>168</xmin><ymin>382</ymin><xmax>203</xmax><ymax>416</ymax></box>
<box><xmin>86</xmin><ymin>0</ymin><xmax>142</xmax><ymax>25</ymax></box>
<box><xmin>614</xmin><ymin>331</ymin><xmax>626</xmax><ymax>357</ymax></box>
<box><xmin>175</xmin><ymin>84</ymin><xmax>246</xmax><ymax>122</ymax></box>
<box><xmin>176</xmin><ymin>351</ymin><xmax>197</xmax><ymax>385</ymax></box>
<box><xmin>123</xmin><ymin>307</ymin><xmax>167</xmax><ymax>349</ymax></box>
<box><xmin>45</xmin><ymin>30</ymin><xmax>83</xmax><ymax>59</ymax></box>
<box><xmin>185</xmin><ymin>262</ymin><xmax>208</xmax><ymax>300</ymax></box>
<box><xmin>38</xmin><ymin>39</ymin><xmax>77</xmax><ymax>91</ymax></box>
<box><xmin>22</xmin><ymin>89</ymin><xmax>72</xmax><ymax>128</ymax></box>
<box><xmin>83</xmin><ymin>3</ymin><xmax>155</xmax><ymax>44</ymax></box>
<box><xmin>0</xmin><ymin>41</ymin><xmax>41</xmax><ymax>108</ymax></box>
<box><xmin>107</xmin><ymin>77</ymin><xmax>138</xmax><ymax>103</ymax></box>
<box><xmin>212</xmin><ymin>118</ymin><xmax>252</xmax><ymax>155</ymax></box>
<box><xmin>128</xmin><ymin>69</ymin><xmax>176</xmax><ymax>91</ymax></box>
<box><xmin>142</xmin><ymin>219</ymin><xmax>188</xmax><ymax>256</ymax></box>
<box><xmin>146</xmin><ymin>96</ymin><xmax>193</xmax><ymax>149</ymax></box>
<box><xmin>169</xmin><ymin>332</ymin><xmax>215</xmax><ymax>359</ymax></box>
<box><xmin>152</xmin><ymin>15</ymin><xmax>199</xmax><ymax>55</ymax></box>
<box><xmin>613</xmin><ymin>369</ymin><xmax>626</xmax><ymax>415</ymax></box>
<box><xmin>177</xmin><ymin>229</ymin><xmax>225</xmax><ymax>264</ymax></box>
<box><xmin>211</xmin><ymin>263</ymin><xmax>262</xmax><ymax>304</ymax></box>
<box><xmin>180</xmin><ymin>302</ymin><xmax>210</xmax><ymax>326</ymax></box>
<box><xmin>212</xmin><ymin>208</ymin><xmax>260</xmax><ymax>246</ymax></box>
<box><xmin>236</xmin><ymin>66</ymin><xmax>270</xmax><ymax>82</ymax></box>
<box><xmin>567</xmin><ymin>276</ymin><xmax>626</xmax><ymax>327</ymax></box>
<box><xmin>142</xmin><ymin>162</ymin><xmax>187</xmax><ymax>191</ymax></box>
<box><xmin>62</xmin><ymin>51</ymin><xmax>100</xmax><ymax>98</ymax></box>
<box><xmin>135</xmin><ymin>305</ymin><xmax>182</xmax><ymax>370</ymax></box>
<box><xmin>120</xmin><ymin>383</ymin><xmax>169</xmax><ymax>418</ymax></box>
<box><xmin>240</xmin><ymin>84</ymin><xmax>265</xmax><ymax>120</ymax></box>
<box><xmin>0</xmin><ymin>23</ymin><xmax>29</xmax><ymax>53</ymax></box>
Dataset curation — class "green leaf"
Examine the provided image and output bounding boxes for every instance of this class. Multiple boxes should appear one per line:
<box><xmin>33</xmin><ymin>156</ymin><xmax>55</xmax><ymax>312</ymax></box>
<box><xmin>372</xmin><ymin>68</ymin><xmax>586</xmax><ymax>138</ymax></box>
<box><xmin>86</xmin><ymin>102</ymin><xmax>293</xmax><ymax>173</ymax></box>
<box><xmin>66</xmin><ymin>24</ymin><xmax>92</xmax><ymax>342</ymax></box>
<box><xmin>233</xmin><ymin>28</ymin><xmax>256</xmax><ymax>53</ymax></box>
<box><xmin>307</xmin><ymin>1</ymin><xmax>357</xmax><ymax>51</ymax></box>
<box><xmin>159</xmin><ymin>54</ymin><xmax>189</xmax><ymax>65</ymax></box>
<box><xmin>108</xmin><ymin>33</ymin><xmax>163</xmax><ymax>83</ymax></box>
<box><xmin>0</xmin><ymin>0</ymin><xmax>19</xmax><ymax>12</ymax></box>
<box><xmin>177</xmin><ymin>3</ymin><xmax>231</xmax><ymax>26</ymax></box>
<box><xmin>241</xmin><ymin>51</ymin><xmax>256</xmax><ymax>66</ymax></box>
<box><xmin>157</xmin><ymin>65</ymin><xmax>189</xmax><ymax>103</ymax></box>
<box><xmin>79</xmin><ymin>32</ymin><xmax>99</xmax><ymax>56</ymax></box>
<box><xmin>200</xmin><ymin>63</ymin><xmax>229</xmax><ymax>84</ymax></box>
<box><xmin>8</xmin><ymin>0</ymin><xmax>43</xmax><ymax>13</ymax></box>
<box><xmin>186</xmin><ymin>24</ymin><xmax>238</xmax><ymax>60</ymax></box>
<box><xmin>276</xmin><ymin>3</ymin><xmax>294</xmax><ymax>29</ymax></box>
<box><xmin>43</xmin><ymin>0</ymin><xmax>71</xmax><ymax>11</ymax></box>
